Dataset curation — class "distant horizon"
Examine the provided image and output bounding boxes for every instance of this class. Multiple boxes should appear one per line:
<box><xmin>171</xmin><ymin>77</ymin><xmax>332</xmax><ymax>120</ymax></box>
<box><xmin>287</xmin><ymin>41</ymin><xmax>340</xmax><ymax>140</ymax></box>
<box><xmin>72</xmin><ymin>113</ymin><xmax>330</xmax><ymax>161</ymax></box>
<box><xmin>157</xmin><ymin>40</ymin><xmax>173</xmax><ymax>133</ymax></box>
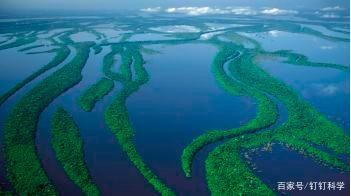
<box><xmin>0</xmin><ymin>5</ymin><xmax>349</xmax><ymax>20</ymax></box>
<box><xmin>0</xmin><ymin>0</ymin><xmax>349</xmax><ymax>11</ymax></box>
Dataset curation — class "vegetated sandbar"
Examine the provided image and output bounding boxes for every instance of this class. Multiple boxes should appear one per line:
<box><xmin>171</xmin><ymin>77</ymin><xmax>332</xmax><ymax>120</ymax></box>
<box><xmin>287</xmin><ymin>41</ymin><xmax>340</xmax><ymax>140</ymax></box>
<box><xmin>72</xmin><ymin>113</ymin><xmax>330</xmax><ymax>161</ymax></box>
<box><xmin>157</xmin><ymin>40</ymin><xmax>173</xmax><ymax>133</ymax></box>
<box><xmin>51</xmin><ymin>107</ymin><xmax>100</xmax><ymax>195</ymax></box>
<box><xmin>103</xmin><ymin>44</ymin><xmax>175</xmax><ymax>195</ymax></box>
<box><xmin>265</xmin><ymin>50</ymin><xmax>349</xmax><ymax>72</ymax></box>
<box><xmin>204</xmin><ymin>42</ymin><xmax>349</xmax><ymax>195</ymax></box>
<box><xmin>0</xmin><ymin>46</ymin><xmax>70</xmax><ymax>106</ymax></box>
<box><xmin>181</xmin><ymin>42</ymin><xmax>279</xmax><ymax>177</ymax></box>
<box><xmin>4</xmin><ymin>42</ymin><xmax>92</xmax><ymax>195</ymax></box>
<box><xmin>0</xmin><ymin>35</ymin><xmax>37</xmax><ymax>50</ymax></box>
<box><xmin>78</xmin><ymin>77</ymin><xmax>114</xmax><ymax>112</ymax></box>
<box><xmin>0</xmin><ymin>16</ymin><xmax>349</xmax><ymax>195</ymax></box>
<box><xmin>18</xmin><ymin>44</ymin><xmax>46</xmax><ymax>52</ymax></box>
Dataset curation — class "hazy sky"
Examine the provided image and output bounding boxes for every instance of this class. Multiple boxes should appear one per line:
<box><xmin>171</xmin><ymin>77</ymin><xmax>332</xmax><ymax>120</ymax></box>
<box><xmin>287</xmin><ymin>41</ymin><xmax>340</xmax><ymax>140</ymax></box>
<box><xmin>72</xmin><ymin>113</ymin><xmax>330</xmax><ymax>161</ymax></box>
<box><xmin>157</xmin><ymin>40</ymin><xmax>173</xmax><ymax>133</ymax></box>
<box><xmin>0</xmin><ymin>0</ymin><xmax>349</xmax><ymax>11</ymax></box>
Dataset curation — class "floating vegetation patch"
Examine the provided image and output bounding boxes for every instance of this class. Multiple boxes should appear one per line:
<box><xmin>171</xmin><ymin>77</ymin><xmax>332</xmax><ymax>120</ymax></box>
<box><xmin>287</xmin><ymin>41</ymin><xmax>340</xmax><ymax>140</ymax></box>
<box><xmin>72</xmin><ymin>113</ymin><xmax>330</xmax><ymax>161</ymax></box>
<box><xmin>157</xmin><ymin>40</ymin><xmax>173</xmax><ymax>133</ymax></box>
<box><xmin>51</xmin><ymin>107</ymin><xmax>100</xmax><ymax>195</ymax></box>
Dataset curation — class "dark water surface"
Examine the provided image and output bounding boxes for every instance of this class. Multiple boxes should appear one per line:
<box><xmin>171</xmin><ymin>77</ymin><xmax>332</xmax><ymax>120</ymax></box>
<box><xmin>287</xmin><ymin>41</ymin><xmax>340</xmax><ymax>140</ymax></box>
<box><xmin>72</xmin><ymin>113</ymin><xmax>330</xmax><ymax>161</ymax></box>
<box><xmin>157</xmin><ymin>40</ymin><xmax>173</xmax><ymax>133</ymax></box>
<box><xmin>4</xmin><ymin>43</ymin><xmax>256</xmax><ymax>195</ymax></box>
<box><xmin>127</xmin><ymin>43</ymin><xmax>256</xmax><ymax>195</ymax></box>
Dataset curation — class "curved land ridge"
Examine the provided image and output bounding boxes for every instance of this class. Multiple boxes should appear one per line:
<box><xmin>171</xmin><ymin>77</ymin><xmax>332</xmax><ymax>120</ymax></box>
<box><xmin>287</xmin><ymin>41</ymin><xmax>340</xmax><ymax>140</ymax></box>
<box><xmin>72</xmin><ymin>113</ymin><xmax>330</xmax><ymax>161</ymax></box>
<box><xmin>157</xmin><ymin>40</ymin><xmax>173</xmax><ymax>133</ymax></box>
<box><xmin>0</xmin><ymin>15</ymin><xmax>349</xmax><ymax>195</ymax></box>
<box><xmin>51</xmin><ymin>107</ymin><xmax>100</xmax><ymax>195</ymax></box>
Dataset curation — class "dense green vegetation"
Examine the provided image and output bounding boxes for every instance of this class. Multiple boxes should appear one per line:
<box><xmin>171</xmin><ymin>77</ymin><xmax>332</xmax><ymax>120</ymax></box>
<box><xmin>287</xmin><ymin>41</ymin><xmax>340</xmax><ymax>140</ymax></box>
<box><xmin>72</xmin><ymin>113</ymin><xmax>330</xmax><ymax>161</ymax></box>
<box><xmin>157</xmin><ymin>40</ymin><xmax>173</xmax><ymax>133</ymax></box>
<box><xmin>0</xmin><ymin>36</ymin><xmax>37</xmax><ymax>50</ymax></box>
<box><xmin>51</xmin><ymin>107</ymin><xmax>100</xmax><ymax>195</ymax></box>
<box><xmin>201</xmin><ymin>42</ymin><xmax>349</xmax><ymax>194</ymax></box>
<box><xmin>4</xmin><ymin>42</ymin><xmax>92</xmax><ymax>195</ymax></box>
<box><xmin>102</xmin><ymin>45</ymin><xmax>131</xmax><ymax>81</ymax></box>
<box><xmin>0</xmin><ymin>186</ymin><xmax>11</xmax><ymax>196</ymax></box>
<box><xmin>78</xmin><ymin>77</ymin><xmax>115</xmax><ymax>112</ymax></box>
<box><xmin>18</xmin><ymin>44</ymin><xmax>46</xmax><ymax>52</ymax></box>
<box><xmin>265</xmin><ymin>50</ymin><xmax>349</xmax><ymax>71</ymax></box>
<box><xmin>206</xmin><ymin>133</ymin><xmax>274</xmax><ymax>195</ymax></box>
<box><xmin>231</xmin><ymin>51</ymin><xmax>349</xmax><ymax>155</ymax></box>
<box><xmin>0</xmin><ymin>47</ymin><xmax>70</xmax><ymax>106</ymax></box>
<box><xmin>181</xmin><ymin>43</ymin><xmax>279</xmax><ymax>177</ymax></box>
<box><xmin>0</xmin><ymin>15</ymin><xmax>349</xmax><ymax>195</ymax></box>
<box><xmin>104</xmin><ymin>45</ymin><xmax>175</xmax><ymax>195</ymax></box>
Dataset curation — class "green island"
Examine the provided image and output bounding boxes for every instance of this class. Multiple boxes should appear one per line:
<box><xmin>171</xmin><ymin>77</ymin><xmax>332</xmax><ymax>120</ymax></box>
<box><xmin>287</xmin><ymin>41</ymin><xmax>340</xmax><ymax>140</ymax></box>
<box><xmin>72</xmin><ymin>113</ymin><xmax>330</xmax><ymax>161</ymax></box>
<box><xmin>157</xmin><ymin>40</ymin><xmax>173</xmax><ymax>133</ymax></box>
<box><xmin>0</xmin><ymin>35</ymin><xmax>37</xmax><ymax>50</ymax></box>
<box><xmin>184</xmin><ymin>39</ymin><xmax>349</xmax><ymax>195</ymax></box>
<box><xmin>4</xmin><ymin>42</ymin><xmax>92</xmax><ymax>195</ymax></box>
<box><xmin>0</xmin><ymin>46</ymin><xmax>70</xmax><ymax>106</ymax></box>
<box><xmin>18</xmin><ymin>44</ymin><xmax>46</xmax><ymax>52</ymax></box>
<box><xmin>265</xmin><ymin>50</ymin><xmax>349</xmax><ymax>72</ymax></box>
<box><xmin>78</xmin><ymin>77</ymin><xmax>115</xmax><ymax>112</ymax></box>
<box><xmin>51</xmin><ymin>107</ymin><xmax>100</xmax><ymax>195</ymax></box>
<box><xmin>103</xmin><ymin>44</ymin><xmax>175</xmax><ymax>195</ymax></box>
<box><xmin>102</xmin><ymin>45</ymin><xmax>131</xmax><ymax>81</ymax></box>
<box><xmin>0</xmin><ymin>13</ymin><xmax>349</xmax><ymax>195</ymax></box>
<box><xmin>181</xmin><ymin>42</ymin><xmax>279</xmax><ymax>177</ymax></box>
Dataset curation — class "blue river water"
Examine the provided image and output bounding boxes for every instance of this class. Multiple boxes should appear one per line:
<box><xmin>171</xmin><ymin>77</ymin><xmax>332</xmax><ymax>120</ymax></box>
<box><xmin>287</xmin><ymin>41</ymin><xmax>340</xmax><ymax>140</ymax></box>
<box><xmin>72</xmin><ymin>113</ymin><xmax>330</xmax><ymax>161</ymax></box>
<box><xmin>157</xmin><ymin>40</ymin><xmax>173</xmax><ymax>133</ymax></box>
<box><xmin>0</xmin><ymin>20</ymin><xmax>349</xmax><ymax>195</ymax></box>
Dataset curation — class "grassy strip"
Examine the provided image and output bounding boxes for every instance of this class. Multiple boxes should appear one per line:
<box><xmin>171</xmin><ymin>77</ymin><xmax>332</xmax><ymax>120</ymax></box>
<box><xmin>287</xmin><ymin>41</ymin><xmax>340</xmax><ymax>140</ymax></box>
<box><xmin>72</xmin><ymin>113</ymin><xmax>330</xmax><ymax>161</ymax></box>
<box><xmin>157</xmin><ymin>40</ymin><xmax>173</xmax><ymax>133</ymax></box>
<box><xmin>26</xmin><ymin>49</ymin><xmax>58</xmax><ymax>55</ymax></box>
<box><xmin>266</xmin><ymin>50</ymin><xmax>349</xmax><ymax>71</ymax></box>
<box><xmin>18</xmin><ymin>44</ymin><xmax>45</xmax><ymax>52</ymax></box>
<box><xmin>51</xmin><ymin>107</ymin><xmax>100</xmax><ymax>195</ymax></box>
<box><xmin>0</xmin><ymin>36</ymin><xmax>37</xmax><ymax>50</ymax></box>
<box><xmin>4</xmin><ymin>42</ymin><xmax>92</xmax><ymax>195</ymax></box>
<box><xmin>299</xmin><ymin>26</ymin><xmax>349</xmax><ymax>42</ymax></box>
<box><xmin>104</xmin><ymin>45</ymin><xmax>175</xmax><ymax>195</ymax></box>
<box><xmin>0</xmin><ymin>47</ymin><xmax>70</xmax><ymax>106</ymax></box>
<box><xmin>78</xmin><ymin>78</ymin><xmax>114</xmax><ymax>112</ymax></box>
<box><xmin>181</xmin><ymin>43</ymin><xmax>278</xmax><ymax>177</ymax></box>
